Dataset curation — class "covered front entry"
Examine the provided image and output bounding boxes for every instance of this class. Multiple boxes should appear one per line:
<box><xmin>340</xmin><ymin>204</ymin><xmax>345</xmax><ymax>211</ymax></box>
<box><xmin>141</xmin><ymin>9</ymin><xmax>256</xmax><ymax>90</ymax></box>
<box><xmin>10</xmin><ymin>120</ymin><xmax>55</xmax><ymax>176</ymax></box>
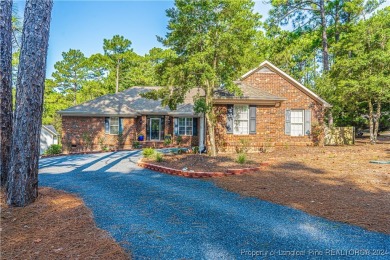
<box><xmin>149</xmin><ymin>118</ymin><xmax>161</xmax><ymax>141</ymax></box>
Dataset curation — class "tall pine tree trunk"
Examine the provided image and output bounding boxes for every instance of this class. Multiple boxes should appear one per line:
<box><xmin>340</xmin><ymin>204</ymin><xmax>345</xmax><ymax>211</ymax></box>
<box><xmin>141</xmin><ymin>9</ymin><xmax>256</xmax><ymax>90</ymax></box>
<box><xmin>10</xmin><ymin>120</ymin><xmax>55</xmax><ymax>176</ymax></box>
<box><xmin>73</xmin><ymin>83</ymin><xmax>77</xmax><ymax>105</ymax></box>
<box><xmin>320</xmin><ymin>0</ymin><xmax>329</xmax><ymax>72</ymax></box>
<box><xmin>115</xmin><ymin>61</ymin><xmax>119</xmax><ymax>93</ymax></box>
<box><xmin>7</xmin><ymin>0</ymin><xmax>53</xmax><ymax>206</ymax></box>
<box><xmin>319</xmin><ymin>0</ymin><xmax>333</xmax><ymax>126</ymax></box>
<box><xmin>0</xmin><ymin>0</ymin><xmax>13</xmax><ymax>187</ymax></box>
<box><xmin>205</xmin><ymin>83</ymin><xmax>216</xmax><ymax>157</ymax></box>
<box><xmin>373</xmin><ymin>100</ymin><xmax>381</xmax><ymax>143</ymax></box>
<box><xmin>368</xmin><ymin>99</ymin><xmax>375</xmax><ymax>144</ymax></box>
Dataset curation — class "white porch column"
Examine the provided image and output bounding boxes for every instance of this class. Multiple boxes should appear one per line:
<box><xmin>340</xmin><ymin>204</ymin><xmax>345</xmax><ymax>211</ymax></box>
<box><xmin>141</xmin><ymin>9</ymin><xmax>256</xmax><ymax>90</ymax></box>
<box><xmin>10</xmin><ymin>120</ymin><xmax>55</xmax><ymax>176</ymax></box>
<box><xmin>199</xmin><ymin>114</ymin><xmax>205</xmax><ymax>152</ymax></box>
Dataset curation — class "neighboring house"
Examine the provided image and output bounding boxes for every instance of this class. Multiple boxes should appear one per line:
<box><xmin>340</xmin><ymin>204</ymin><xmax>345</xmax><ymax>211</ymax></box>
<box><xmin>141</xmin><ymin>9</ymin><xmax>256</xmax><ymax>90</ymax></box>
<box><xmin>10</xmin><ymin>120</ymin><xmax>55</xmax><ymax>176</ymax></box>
<box><xmin>58</xmin><ymin>61</ymin><xmax>330</xmax><ymax>153</ymax></box>
<box><xmin>40</xmin><ymin>125</ymin><xmax>59</xmax><ymax>154</ymax></box>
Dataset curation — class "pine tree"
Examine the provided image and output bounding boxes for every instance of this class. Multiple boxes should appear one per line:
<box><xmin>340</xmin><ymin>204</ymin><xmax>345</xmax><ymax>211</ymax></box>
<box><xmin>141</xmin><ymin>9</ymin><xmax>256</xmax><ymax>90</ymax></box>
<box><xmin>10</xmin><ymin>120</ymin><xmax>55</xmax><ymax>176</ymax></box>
<box><xmin>7</xmin><ymin>0</ymin><xmax>53</xmax><ymax>206</ymax></box>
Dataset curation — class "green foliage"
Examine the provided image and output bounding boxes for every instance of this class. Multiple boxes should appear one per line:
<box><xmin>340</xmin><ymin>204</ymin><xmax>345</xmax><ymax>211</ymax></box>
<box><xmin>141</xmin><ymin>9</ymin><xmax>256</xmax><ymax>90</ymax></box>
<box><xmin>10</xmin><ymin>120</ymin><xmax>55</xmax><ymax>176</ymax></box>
<box><xmin>45</xmin><ymin>144</ymin><xmax>62</xmax><ymax>155</ymax></box>
<box><xmin>117</xmin><ymin>133</ymin><xmax>125</xmax><ymax>146</ymax></box>
<box><xmin>311</xmin><ymin>123</ymin><xmax>325</xmax><ymax>146</ymax></box>
<box><xmin>235</xmin><ymin>138</ymin><xmax>250</xmax><ymax>154</ymax></box>
<box><xmin>193</xmin><ymin>97</ymin><xmax>211</xmax><ymax>114</ymax></box>
<box><xmin>325</xmin><ymin>7</ymin><xmax>390</xmax><ymax>141</ymax></box>
<box><xmin>155</xmin><ymin>152</ymin><xmax>164</xmax><ymax>162</ymax></box>
<box><xmin>164</xmin><ymin>136</ymin><xmax>172</xmax><ymax>146</ymax></box>
<box><xmin>43</xmin><ymin>34</ymin><xmax>163</xmax><ymax>128</ymax></box>
<box><xmin>192</xmin><ymin>146</ymin><xmax>199</xmax><ymax>154</ymax></box>
<box><xmin>82</xmin><ymin>132</ymin><xmax>93</xmax><ymax>151</ymax></box>
<box><xmin>132</xmin><ymin>141</ymin><xmax>140</xmax><ymax>149</ymax></box>
<box><xmin>176</xmin><ymin>135</ymin><xmax>183</xmax><ymax>145</ymax></box>
<box><xmin>142</xmin><ymin>147</ymin><xmax>156</xmax><ymax>158</ymax></box>
<box><xmin>99</xmin><ymin>137</ymin><xmax>109</xmax><ymax>151</ymax></box>
<box><xmin>52</xmin><ymin>49</ymin><xmax>88</xmax><ymax>104</ymax></box>
<box><xmin>236</xmin><ymin>153</ymin><xmax>247</xmax><ymax>164</ymax></box>
<box><xmin>144</xmin><ymin>0</ymin><xmax>261</xmax><ymax>156</ymax></box>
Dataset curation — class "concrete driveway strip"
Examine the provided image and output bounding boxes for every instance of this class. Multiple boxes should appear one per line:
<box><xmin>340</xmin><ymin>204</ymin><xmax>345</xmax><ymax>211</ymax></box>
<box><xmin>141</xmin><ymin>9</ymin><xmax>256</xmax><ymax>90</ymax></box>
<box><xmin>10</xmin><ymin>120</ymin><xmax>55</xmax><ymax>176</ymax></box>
<box><xmin>39</xmin><ymin>151</ymin><xmax>390</xmax><ymax>259</ymax></box>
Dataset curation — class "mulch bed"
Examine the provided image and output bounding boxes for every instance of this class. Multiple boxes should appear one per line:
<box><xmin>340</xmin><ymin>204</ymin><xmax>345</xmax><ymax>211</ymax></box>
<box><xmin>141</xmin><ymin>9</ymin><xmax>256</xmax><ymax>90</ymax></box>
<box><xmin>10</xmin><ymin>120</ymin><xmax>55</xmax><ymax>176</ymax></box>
<box><xmin>148</xmin><ymin>153</ymin><xmax>265</xmax><ymax>173</ymax></box>
<box><xmin>1</xmin><ymin>187</ymin><xmax>130</xmax><ymax>259</ymax></box>
<box><xmin>152</xmin><ymin>143</ymin><xmax>390</xmax><ymax>234</ymax></box>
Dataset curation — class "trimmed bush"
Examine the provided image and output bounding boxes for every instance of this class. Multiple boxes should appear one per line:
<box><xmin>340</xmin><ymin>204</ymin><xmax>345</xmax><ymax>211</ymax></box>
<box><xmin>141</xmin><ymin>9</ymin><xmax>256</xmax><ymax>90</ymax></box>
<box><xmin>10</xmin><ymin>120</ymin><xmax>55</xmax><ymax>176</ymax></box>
<box><xmin>192</xmin><ymin>146</ymin><xmax>199</xmax><ymax>154</ymax></box>
<box><xmin>132</xmin><ymin>141</ymin><xmax>140</xmax><ymax>149</ymax></box>
<box><xmin>236</xmin><ymin>153</ymin><xmax>246</xmax><ymax>164</ymax></box>
<box><xmin>142</xmin><ymin>147</ymin><xmax>155</xmax><ymax>158</ymax></box>
<box><xmin>45</xmin><ymin>144</ymin><xmax>62</xmax><ymax>155</ymax></box>
<box><xmin>155</xmin><ymin>152</ymin><xmax>163</xmax><ymax>162</ymax></box>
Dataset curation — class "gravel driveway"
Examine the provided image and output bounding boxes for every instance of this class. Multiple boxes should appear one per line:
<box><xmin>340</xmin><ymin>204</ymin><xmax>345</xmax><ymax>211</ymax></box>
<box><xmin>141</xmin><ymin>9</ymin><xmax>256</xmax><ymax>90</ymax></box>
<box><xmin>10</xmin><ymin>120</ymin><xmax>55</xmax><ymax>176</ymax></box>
<box><xmin>39</xmin><ymin>151</ymin><xmax>390</xmax><ymax>259</ymax></box>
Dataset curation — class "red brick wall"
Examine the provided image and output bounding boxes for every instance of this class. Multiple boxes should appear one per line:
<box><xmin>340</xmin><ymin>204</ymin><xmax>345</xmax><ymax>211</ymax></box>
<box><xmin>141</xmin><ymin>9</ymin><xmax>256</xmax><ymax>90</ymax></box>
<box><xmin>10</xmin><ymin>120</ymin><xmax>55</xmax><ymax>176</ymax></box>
<box><xmin>61</xmin><ymin>116</ymin><xmax>200</xmax><ymax>153</ymax></box>
<box><xmin>212</xmin><ymin>70</ymin><xmax>325</xmax><ymax>152</ymax></box>
<box><xmin>61</xmin><ymin>116</ymin><xmax>137</xmax><ymax>153</ymax></box>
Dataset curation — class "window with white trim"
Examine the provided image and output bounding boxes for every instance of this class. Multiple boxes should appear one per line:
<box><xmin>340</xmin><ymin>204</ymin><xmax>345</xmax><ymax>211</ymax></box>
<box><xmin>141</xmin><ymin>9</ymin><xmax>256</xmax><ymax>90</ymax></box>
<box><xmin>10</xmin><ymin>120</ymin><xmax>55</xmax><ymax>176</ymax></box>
<box><xmin>109</xmin><ymin>117</ymin><xmax>119</xmax><ymax>135</ymax></box>
<box><xmin>290</xmin><ymin>110</ymin><xmax>304</xmax><ymax>136</ymax></box>
<box><xmin>178</xmin><ymin>118</ymin><xmax>193</xmax><ymax>136</ymax></box>
<box><xmin>233</xmin><ymin>105</ymin><xmax>249</xmax><ymax>135</ymax></box>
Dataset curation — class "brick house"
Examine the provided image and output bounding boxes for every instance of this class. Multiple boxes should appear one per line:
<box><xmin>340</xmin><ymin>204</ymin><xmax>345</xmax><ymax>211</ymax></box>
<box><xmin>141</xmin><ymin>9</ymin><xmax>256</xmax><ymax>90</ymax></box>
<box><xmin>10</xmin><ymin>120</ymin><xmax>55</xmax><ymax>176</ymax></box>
<box><xmin>58</xmin><ymin>61</ymin><xmax>330</xmax><ymax>153</ymax></box>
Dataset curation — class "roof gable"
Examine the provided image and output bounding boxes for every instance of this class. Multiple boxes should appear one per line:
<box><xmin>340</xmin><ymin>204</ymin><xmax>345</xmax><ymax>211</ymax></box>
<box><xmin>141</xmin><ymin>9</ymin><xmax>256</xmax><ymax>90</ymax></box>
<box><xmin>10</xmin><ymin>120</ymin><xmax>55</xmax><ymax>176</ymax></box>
<box><xmin>240</xmin><ymin>61</ymin><xmax>331</xmax><ymax>107</ymax></box>
<box><xmin>42</xmin><ymin>125</ymin><xmax>58</xmax><ymax>136</ymax></box>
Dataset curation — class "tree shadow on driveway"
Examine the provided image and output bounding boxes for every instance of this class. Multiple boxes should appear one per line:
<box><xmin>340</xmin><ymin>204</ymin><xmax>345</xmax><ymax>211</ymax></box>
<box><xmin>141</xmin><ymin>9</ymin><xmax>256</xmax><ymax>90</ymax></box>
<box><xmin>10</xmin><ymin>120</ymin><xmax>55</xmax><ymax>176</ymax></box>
<box><xmin>39</xmin><ymin>152</ymin><xmax>390</xmax><ymax>259</ymax></box>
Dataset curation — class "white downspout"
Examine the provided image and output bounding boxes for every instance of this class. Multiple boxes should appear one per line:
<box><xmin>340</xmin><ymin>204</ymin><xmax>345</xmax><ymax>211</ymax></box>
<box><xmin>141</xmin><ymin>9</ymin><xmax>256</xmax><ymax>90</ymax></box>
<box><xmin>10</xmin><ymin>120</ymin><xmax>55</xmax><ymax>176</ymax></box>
<box><xmin>199</xmin><ymin>114</ymin><xmax>205</xmax><ymax>152</ymax></box>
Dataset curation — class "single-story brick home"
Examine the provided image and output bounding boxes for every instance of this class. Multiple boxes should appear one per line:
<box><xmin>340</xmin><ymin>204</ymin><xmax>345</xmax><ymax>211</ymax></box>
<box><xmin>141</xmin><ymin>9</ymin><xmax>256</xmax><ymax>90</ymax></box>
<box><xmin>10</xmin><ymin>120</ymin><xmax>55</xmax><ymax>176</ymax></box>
<box><xmin>58</xmin><ymin>61</ymin><xmax>330</xmax><ymax>153</ymax></box>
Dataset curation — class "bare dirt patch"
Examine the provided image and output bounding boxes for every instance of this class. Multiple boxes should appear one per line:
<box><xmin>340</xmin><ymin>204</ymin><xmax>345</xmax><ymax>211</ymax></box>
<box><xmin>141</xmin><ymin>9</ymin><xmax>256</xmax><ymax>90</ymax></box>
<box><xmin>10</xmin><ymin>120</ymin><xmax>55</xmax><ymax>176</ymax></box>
<box><xmin>154</xmin><ymin>144</ymin><xmax>390</xmax><ymax>234</ymax></box>
<box><xmin>1</xmin><ymin>187</ymin><xmax>130</xmax><ymax>260</ymax></box>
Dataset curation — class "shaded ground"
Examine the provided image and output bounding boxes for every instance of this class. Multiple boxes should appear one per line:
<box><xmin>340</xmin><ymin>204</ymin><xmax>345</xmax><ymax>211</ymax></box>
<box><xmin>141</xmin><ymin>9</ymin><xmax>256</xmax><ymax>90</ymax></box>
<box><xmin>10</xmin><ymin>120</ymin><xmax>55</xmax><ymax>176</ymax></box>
<box><xmin>38</xmin><ymin>151</ymin><xmax>390</xmax><ymax>259</ymax></box>
<box><xmin>1</xmin><ymin>187</ymin><xmax>129</xmax><ymax>260</ymax></box>
<box><xmin>155</xmin><ymin>144</ymin><xmax>390</xmax><ymax>234</ymax></box>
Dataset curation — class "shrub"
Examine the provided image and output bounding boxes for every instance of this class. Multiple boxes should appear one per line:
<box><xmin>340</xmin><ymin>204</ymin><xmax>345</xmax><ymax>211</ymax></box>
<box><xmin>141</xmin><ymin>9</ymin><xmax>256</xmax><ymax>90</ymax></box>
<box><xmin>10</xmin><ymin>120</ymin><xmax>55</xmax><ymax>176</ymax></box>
<box><xmin>311</xmin><ymin>123</ymin><xmax>324</xmax><ymax>146</ymax></box>
<box><xmin>236</xmin><ymin>153</ymin><xmax>246</xmax><ymax>164</ymax></box>
<box><xmin>155</xmin><ymin>152</ymin><xmax>163</xmax><ymax>162</ymax></box>
<box><xmin>82</xmin><ymin>132</ymin><xmax>93</xmax><ymax>151</ymax></box>
<box><xmin>164</xmin><ymin>138</ymin><xmax>171</xmax><ymax>146</ymax></box>
<box><xmin>235</xmin><ymin>138</ymin><xmax>250</xmax><ymax>154</ymax></box>
<box><xmin>176</xmin><ymin>136</ymin><xmax>183</xmax><ymax>145</ymax></box>
<box><xmin>177</xmin><ymin>148</ymin><xmax>185</xmax><ymax>154</ymax></box>
<box><xmin>192</xmin><ymin>146</ymin><xmax>199</xmax><ymax>154</ymax></box>
<box><xmin>45</xmin><ymin>144</ymin><xmax>62</xmax><ymax>155</ymax></box>
<box><xmin>142</xmin><ymin>147</ymin><xmax>155</xmax><ymax>158</ymax></box>
<box><xmin>132</xmin><ymin>141</ymin><xmax>140</xmax><ymax>149</ymax></box>
<box><xmin>98</xmin><ymin>137</ymin><xmax>108</xmax><ymax>151</ymax></box>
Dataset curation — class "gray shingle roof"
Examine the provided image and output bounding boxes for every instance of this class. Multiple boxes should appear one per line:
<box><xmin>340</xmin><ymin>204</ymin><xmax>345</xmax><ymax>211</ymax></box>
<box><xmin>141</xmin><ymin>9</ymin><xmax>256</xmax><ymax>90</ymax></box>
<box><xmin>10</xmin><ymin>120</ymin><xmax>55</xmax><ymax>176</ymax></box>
<box><xmin>58</xmin><ymin>87</ymin><xmax>199</xmax><ymax>116</ymax></box>
<box><xmin>42</xmin><ymin>125</ymin><xmax>58</xmax><ymax>135</ymax></box>
<box><xmin>59</xmin><ymin>84</ymin><xmax>287</xmax><ymax>117</ymax></box>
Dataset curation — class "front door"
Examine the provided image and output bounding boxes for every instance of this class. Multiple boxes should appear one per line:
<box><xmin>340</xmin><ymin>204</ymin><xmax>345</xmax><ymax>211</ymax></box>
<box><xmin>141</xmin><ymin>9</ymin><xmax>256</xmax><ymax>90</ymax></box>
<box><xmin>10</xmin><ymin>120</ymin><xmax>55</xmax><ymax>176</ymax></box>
<box><xmin>150</xmin><ymin>118</ymin><xmax>161</xmax><ymax>141</ymax></box>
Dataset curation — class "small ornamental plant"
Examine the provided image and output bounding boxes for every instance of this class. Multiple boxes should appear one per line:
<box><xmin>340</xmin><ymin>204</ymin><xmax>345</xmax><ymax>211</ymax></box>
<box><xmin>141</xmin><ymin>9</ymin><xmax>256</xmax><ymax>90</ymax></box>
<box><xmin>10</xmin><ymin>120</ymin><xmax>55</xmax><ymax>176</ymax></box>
<box><xmin>142</xmin><ymin>147</ymin><xmax>155</xmax><ymax>158</ymax></box>
<box><xmin>236</xmin><ymin>153</ymin><xmax>247</xmax><ymax>164</ymax></box>
<box><xmin>155</xmin><ymin>152</ymin><xmax>164</xmax><ymax>162</ymax></box>
<box><xmin>45</xmin><ymin>144</ymin><xmax>62</xmax><ymax>155</ymax></box>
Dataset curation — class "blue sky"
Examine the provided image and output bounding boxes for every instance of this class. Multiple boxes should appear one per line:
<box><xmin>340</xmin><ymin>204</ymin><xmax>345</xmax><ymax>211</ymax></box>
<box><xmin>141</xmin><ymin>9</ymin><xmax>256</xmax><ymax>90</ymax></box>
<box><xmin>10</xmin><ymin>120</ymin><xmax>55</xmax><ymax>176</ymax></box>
<box><xmin>14</xmin><ymin>0</ymin><xmax>389</xmax><ymax>77</ymax></box>
<box><xmin>14</xmin><ymin>0</ymin><xmax>271</xmax><ymax>77</ymax></box>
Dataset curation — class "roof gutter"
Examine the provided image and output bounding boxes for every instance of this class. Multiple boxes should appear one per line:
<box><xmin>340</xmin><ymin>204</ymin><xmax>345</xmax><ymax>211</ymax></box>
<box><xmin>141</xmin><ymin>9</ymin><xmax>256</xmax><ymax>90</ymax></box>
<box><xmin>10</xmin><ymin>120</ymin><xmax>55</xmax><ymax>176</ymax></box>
<box><xmin>42</xmin><ymin>125</ymin><xmax>59</xmax><ymax>136</ymax></box>
<box><xmin>58</xmin><ymin>112</ymin><xmax>139</xmax><ymax>117</ymax></box>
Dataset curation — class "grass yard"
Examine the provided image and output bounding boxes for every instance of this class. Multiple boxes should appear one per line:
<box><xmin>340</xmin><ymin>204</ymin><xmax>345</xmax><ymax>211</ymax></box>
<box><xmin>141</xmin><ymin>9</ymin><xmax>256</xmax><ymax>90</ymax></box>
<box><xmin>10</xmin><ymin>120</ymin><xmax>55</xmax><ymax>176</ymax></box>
<box><xmin>155</xmin><ymin>143</ymin><xmax>390</xmax><ymax>234</ymax></box>
<box><xmin>1</xmin><ymin>187</ymin><xmax>130</xmax><ymax>260</ymax></box>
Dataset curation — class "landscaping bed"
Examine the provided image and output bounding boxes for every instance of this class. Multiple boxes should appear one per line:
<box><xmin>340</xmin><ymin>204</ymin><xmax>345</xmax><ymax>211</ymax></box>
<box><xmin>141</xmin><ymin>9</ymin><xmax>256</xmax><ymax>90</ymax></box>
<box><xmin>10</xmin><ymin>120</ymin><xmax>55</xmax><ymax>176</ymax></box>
<box><xmin>1</xmin><ymin>187</ymin><xmax>130</xmax><ymax>259</ymax></box>
<box><xmin>150</xmin><ymin>144</ymin><xmax>390</xmax><ymax>234</ymax></box>
<box><xmin>143</xmin><ymin>152</ymin><xmax>269</xmax><ymax>173</ymax></box>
